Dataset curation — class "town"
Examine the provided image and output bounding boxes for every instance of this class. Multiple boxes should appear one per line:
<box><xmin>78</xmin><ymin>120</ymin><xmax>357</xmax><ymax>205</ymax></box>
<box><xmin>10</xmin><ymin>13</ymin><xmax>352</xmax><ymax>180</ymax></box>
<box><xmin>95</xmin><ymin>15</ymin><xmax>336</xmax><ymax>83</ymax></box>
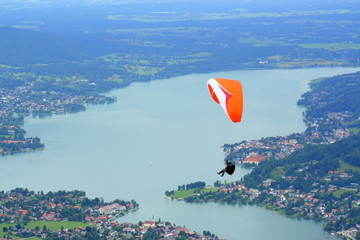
<box><xmin>0</xmin><ymin>188</ymin><xmax>221</xmax><ymax>240</ymax></box>
<box><xmin>223</xmin><ymin>109</ymin><xmax>354</xmax><ymax>167</ymax></box>
<box><xmin>166</xmin><ymin>162</ymin><xmax>360</xmax><ymax>240</ymax></box>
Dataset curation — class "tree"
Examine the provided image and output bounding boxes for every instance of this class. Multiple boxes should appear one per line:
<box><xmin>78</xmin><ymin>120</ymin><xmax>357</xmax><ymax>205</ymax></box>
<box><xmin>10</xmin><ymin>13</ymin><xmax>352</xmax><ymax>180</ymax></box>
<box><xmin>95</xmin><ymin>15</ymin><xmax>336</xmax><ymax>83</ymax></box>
<box><xmin>23</xmin><ymin>216</ymin><xmax>30</xmax><ymax>225</ymax></box>
<box><xmin>176</xmin><ymin>231</ymin><xmax>187</xmax><ymax>240</ymax></box>
<box><xmin>143</xmin><ymin>227</ymin><xmax>159</xmax><ymax>240</ymax></box>
<box><xmin>214</xmin><ymin>180</ymin><xmax>222</xmax><ymax>188</ymax></box>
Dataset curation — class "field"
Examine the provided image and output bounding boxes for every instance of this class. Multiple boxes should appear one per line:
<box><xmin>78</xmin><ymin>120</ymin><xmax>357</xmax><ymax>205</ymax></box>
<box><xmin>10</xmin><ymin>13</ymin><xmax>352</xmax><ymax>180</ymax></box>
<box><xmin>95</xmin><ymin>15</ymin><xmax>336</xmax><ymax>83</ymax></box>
<box><xmin>332</xmin><ymin>188</ymin><xmax>357</xmax><ymax>198</ymax></box>
<box><xmin>0</xmin><ymin>221</ymin><xmax>90</xmax><ymax>239</ymax></box>
<box><xmin>0</xmin><ymin>223</ymin><xmax>17</xmax><ymax>237</ymax></box>
<box><xmin>25</xmin><ymin>220</ymin><xmax>90</xmax><ymax>231</ymax></box>
<box><xmin>339</xmin><ymin>162</ymin><xmax>360</xmax><ymax>173</ymax></box>
<box><xmin>270</xmin><ymin>167</ymin><xmax>285</xmax><ymax>180</ymax></box>
<box><xmin>170</xmin><ymin>187</ymin><xmax>219</xmax><ymax>199</ymax></box>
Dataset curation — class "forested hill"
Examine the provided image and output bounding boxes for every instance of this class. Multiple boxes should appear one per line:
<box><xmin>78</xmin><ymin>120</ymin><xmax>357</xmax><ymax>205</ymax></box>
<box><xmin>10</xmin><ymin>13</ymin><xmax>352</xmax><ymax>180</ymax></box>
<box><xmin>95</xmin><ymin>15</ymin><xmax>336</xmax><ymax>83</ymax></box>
<box><xmin>0</xmin><ymin>27</ymin><xmax>95</xmax><ymax>65</ymax></box>
<box><xmin>244</xmin><ymin>132</ymin><xmax>360</xmax><ymax>187</ymax></box>
<box><xmin>298</xmin><ymin>71</ymin><xmax>360</xmax><ymax>117</ymax></box>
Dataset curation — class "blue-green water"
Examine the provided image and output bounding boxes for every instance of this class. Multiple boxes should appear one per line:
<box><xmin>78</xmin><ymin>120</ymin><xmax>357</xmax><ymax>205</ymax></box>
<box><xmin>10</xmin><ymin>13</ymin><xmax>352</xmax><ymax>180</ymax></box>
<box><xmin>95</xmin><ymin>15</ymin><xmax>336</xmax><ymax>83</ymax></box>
<box><xmin>1</xmin><ymin>68</ymin><xmax>358</xmax><ymax>240</ymax></box>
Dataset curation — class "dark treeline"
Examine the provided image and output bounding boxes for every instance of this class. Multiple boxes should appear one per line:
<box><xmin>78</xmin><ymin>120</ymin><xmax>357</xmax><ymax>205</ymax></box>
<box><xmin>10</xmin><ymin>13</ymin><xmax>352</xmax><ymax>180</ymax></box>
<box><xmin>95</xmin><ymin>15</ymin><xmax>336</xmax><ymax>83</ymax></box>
<box><xmin>298</xmin><ymin>71</ymin><xmax>360</xmax><ymax>118</ymax></box>
<box><xmin>178</xmin><ymin>181</ymin><xmax>206</xmax><ymax>191</ymax></box>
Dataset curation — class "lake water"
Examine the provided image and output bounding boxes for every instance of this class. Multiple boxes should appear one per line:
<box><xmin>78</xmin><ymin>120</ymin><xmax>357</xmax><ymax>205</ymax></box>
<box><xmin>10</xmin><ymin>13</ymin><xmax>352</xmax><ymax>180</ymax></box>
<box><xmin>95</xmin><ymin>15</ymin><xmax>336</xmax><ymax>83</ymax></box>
<box><xmin>1</xmin><ymin>68</ymin><xmax>358</xmax><ymax>240</ymax></box>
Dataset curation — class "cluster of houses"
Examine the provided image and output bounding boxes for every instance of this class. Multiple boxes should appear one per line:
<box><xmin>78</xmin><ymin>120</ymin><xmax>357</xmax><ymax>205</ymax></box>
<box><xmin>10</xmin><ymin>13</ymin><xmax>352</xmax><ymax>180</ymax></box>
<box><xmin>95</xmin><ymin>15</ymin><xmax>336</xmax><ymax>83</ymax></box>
<box><xmin>0</xmin><ymin>85</ymin><xmax>111</xmax><ymax>120</ymax></box>
<box><xmin>112</xmin><ymin>220</ymin><xmax>220</xmax><ymax>239</ymax></box>
<box><xmin>0</xmin><ymin>190</ymin><xmax>136</xmax><ymax>239</ymax></box>
<box><xmin>303</xmin><ymin>111</ymin><xmax>353</xmax><ymax>144</ymax></box>
<box><xmin>224</xmin><ymin>136</ymin><xmax>305</xmax><ymax>164</ymax></box>
<box><xmin>0</xmin><ymin>189</ymin><xmax>221</xmax><ymax>239</ymax></box>
<box><xmin>0</xmin><ymin>192</ymin><xmax>134</xmax><ymax>222</ymax></box>
<box><xmin>224</xmin><ymin>109</ymin><xmax>356</xmax><ymax>166</ymax></box>
<box><xmin>212</xmin><ymin>166</ymin><xmax>358</xmax><ymax>239</ymax></box>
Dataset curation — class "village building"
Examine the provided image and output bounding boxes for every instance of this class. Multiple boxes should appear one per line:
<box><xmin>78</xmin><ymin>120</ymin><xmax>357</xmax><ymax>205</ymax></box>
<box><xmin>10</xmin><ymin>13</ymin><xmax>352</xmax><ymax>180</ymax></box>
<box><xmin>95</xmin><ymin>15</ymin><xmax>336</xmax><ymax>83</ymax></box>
<box><xmin>243</xmin><ymin>155</ymin><xmax>268</xmax><ymax>165</ymax></box>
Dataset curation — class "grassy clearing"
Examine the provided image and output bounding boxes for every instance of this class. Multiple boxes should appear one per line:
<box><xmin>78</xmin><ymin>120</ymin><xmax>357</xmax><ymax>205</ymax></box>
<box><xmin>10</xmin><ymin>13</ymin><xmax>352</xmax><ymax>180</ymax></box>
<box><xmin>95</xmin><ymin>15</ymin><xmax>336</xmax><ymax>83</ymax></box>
<box><xmin>171</xmin><ymin>187</ymin><xmax>218</xmax><ymax>199</ymax></box>
<box><xmin>297</xmin><ymin>42</ymin><xmax>360</xmax><ymax>50</ymax></box>
<box><xmin>171</xmin><ymin>59</ymin><xmax>207</xmax><ymax>64</ymax></box>
<box><xmin>26</xmin><ymin>220</ymin><xmax>90</xmax><ymax>231</ymax></box>
<box><xmin>333</xmin><ymin>188</ymin><xmax>356</xmax><ymax>198</ymax></box>
<box><xmin>339</xmin><ymin>162</ymin><xmax>360</xmax><ymax>173</ymax></box>
<box><xmin>238</xmin><ymin>37</ymin><xmax>283</xmax><ymax>45</ymax></box>
<box><xmin>106</xmin><ymin>27</ymin><xmax>211</xmax><ymax>33</ymax></box>
<box><xmin>270</xmin><ymin>166</ymin><xmax>285</xmax><ymax>180</ymax></box>
<box><xmin>107</xmin><ymin>74</ymin><xmax>124</xmax><ymax>83</ymax></box>
<box><xmin>187</xmin><ymin>52</ymin><xmax>212</xmax><ymax>58</ymax></box>
<box><xmin>202</xmin><ymin>187</ymin><xmax>219</xmax><ymax>194</ymax></box>
<box><xmin>0</xmin><ymin>221</ymin><xmax>89</xmax><ymax>239</ymax></box>
<box><xmin>172</xmin><ymin>189</ymin><xmax>197</xmax><ymax>199</ymax></box>
<box><xmin>125</xmin><ymin>65</ymin><xmax>163</xmax><ymax>75</ymax></box>
<box><xmin>0</xmin><ymin>223</ymin><xmax>17</xmax><ymax>237</ymax></box>
<box><xmin>276</xmin><ymin>60</ymin><xmax>345</xmax><ymax>68</ymax></box>
<box><xmin>348</xmin><ymin>127</ymin><xmax>360</xmax><ymax>134</ymax></box>
<box><xmin>0</xmin><ymin>64</ymin><xmax>15</xmax><ymax>69</ymax></box>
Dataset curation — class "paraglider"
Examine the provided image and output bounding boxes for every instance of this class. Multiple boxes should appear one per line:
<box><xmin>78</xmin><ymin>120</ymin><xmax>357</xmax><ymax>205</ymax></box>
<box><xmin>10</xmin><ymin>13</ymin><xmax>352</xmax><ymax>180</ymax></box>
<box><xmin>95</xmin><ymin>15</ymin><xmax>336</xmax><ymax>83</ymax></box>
<box><xmin>207</xmin><ymin>78</ymin><xmax>243</xmax><ymax>123</ymax></box>
<box><xmin>217</xmin><ymin>160</ymin><xmax>235</xmax><ymax>177</ymax></box>
<box><xmin>207</xmin><ymin>78</ymin><xmax>243</xmax><ymax>176</ymax></box>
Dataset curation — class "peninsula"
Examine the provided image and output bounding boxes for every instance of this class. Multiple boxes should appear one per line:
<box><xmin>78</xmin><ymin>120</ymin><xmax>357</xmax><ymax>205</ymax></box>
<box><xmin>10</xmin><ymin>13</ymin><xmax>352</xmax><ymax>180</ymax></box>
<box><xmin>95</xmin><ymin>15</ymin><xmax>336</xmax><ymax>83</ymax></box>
<box><xmin>166</xmin><ymin>71</ymin><xmax>360</xmax><ymax>239</ymax></box>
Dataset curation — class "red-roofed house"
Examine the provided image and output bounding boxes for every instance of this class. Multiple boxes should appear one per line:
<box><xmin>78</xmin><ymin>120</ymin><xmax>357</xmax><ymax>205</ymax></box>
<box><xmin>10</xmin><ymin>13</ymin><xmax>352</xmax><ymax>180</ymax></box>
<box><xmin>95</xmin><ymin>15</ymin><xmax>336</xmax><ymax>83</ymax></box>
<box><xmin>18</xmin><ymin>209</ymin><xmax>28</xmax><ymax>215</ymax></box>
<box><xmin>42</xmin><ymin>212</ymin><xmax>56</xmax><ymax>220</ymax></box>
<box><xmin>99</xmin><ymin>203</ymin><xmax>126</xmax><ymax>214</ymax></box>
<box><xmin>143</xmin><ymin>220</ymin><xmax>155</xmax><ymax>227</ymax></box>
<box><xmin>243</xmin><ymin>156</ymin><xmax>268</xmax><ymax>165</ymax></box>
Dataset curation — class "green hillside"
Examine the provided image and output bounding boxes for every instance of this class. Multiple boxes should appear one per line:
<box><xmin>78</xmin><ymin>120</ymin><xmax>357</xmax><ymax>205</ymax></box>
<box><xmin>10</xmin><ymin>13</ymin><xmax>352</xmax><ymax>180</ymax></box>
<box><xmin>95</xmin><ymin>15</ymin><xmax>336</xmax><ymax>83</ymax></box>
<box><xmin>298</xmin><ymin>71</ymin><xmax>360</xmax><ymax>117</ymax></box>
<box><xmin>244</xmin><ymin>133</ymin><xmax>360</xmax><ymax>188</ymax></box>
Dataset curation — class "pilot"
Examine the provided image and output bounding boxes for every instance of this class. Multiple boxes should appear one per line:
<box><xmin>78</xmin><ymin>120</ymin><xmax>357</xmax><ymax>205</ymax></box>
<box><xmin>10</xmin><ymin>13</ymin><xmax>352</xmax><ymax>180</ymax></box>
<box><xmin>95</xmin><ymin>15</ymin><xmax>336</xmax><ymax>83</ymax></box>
<box><xmin>217</xmin><ymin>160</ymin><xmax>235</xmax><ymax>177</ymax></box>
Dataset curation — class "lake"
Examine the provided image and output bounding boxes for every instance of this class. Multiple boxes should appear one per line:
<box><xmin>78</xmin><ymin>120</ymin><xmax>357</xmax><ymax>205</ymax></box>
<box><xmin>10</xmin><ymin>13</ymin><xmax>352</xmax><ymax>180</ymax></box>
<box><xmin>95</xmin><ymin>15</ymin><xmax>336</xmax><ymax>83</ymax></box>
<box><xmin>1</xmin><ymin>68</ymin><xmax>358</xmax><ymax>240</ymax></box>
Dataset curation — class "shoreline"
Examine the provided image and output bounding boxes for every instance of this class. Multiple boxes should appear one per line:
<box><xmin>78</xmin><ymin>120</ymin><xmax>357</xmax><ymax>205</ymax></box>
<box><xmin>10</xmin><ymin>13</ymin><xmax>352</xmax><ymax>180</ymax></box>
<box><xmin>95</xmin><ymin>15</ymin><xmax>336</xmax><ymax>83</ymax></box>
<box><xmin>163</xmin><ymin>69</ymin><xmax>360</xmax><ymax>239</ymax></box>
<box><xmin>2</xmin><ymin>67</ymin><xmax>357</xmax><ymax>240</ymax></box>
<box><xmin>2</xmin><ymin>66</ymin><xmax>358</xmax><ymax>156</ymax></box>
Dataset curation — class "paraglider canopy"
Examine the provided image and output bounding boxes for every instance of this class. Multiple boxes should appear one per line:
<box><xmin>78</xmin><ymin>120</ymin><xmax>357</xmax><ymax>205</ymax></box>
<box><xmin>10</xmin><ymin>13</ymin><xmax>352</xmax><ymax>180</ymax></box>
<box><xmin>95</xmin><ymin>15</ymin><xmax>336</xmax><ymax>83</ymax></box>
<box><xmin>207</xmin><ymin>78</ymin><xmax>243</xmax><ymax>122</ymax></box>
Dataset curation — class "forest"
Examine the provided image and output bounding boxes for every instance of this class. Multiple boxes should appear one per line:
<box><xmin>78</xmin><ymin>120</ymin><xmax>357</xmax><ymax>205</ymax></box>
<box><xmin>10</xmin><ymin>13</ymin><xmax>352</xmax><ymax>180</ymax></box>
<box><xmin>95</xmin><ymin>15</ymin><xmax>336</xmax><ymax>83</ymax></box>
<box><xmin>298</xmin><ymin>71</ymin><xmax>360</xmax><ymax>118</ymax></box>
